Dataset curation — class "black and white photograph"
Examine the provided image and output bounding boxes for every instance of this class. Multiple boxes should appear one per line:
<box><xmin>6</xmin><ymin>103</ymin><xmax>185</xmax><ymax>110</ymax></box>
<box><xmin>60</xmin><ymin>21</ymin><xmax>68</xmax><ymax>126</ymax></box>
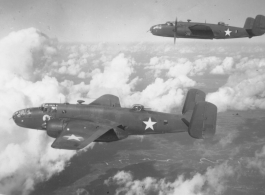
<box><xmin>0</xmin><ymin>0</ymin><xmax>265</xmax><ymax>194</ymax></box>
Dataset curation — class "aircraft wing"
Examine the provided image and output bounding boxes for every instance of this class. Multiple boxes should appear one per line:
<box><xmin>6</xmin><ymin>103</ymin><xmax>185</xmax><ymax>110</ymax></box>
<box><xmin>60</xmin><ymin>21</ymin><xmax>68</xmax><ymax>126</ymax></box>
<box><xmin>189</xmin><ymin>25</ymin><xmax>214</xmax><ymax>38</ymax></box>
<box><xmin>89</xmin><ymin>94</ymin><xmax>121</xmax><ymax>107</ymax></box>
<box><xmin>51</xmin><ymin>121</ymin><xmax>113</xmax><ymax>150</ymax></box>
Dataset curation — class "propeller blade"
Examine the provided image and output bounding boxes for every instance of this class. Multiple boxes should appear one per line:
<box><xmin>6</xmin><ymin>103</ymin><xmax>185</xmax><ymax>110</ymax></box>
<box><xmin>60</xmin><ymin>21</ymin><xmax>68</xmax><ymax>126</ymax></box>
<box><xmin>174</xmin><ymin>17</ymin><xmax>178</xmax><ymax>44</ymax></box>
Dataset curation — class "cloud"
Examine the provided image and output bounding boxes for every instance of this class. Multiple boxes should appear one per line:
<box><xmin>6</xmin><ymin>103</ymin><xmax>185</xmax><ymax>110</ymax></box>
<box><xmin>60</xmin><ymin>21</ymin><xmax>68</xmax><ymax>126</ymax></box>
<box><xmin>0</xmin><ymin>27</ymin><xmax>56</xmax><ymax>80</ymax></box>
<box><xmin>4</xmin><ymin>36</ymin><xmax>263</xmax><ymax>194</ymax></box>
<box><xmin>0</xmin><ymin>28</ymin><xmax>75</xmax><ymax>195</ymax></box>
<box><xmin>206</xmin><ymin>68</ymin><xmax>265</xmax><ymax>112</ymax></box>
<box><xmin>210</xmin><ymin>57</ymin><xmax>234</xmax><ymax>74</ymax></box>
<box><xmin>146</xmin><ymin>56</ymin><xmax>224</xmax><ymax>78</ymax></box>
<box><xmin>247</xmin><ymin>145</ymin><xmax>265</xmax><ymax>175</ymax></box>
<box><xmin>105</xmin><ymin>162</ymin><xmax>234</xmax><ymax>195</ymax></box>
<box><xmin>124</xmin><ymin>76</ymin><xmax>195</xmax><ymax>112</ymax></box>
<box><xmin>87</xmin><ymin>53</ymin><xmax>137</xmax><ymax>98</ymax></box>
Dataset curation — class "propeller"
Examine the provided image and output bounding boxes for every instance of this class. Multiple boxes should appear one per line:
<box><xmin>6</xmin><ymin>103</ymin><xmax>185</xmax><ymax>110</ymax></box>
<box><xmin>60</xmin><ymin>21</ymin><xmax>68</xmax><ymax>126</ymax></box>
<box><xmin>174</xmin><ymin>17</ymin><xmax>178</xmax><ymax>44</ymax></box>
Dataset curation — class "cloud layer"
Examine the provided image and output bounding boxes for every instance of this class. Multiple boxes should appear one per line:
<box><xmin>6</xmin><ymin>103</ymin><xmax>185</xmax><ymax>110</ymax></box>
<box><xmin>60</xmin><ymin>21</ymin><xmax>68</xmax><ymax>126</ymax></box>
<box><xmin>105</xmin><ymin>162</ymin><xmax>234</xmax><ymax>195</ymax></box>
<box><xmin>1</xmin><ymin>27</ymin><xmax>265</xmax><ymax>194</ymax></box>
<box><xmin>0</xmin><ymin>28</ymin><xmax>74</xmax><ymax>195</ymax></box>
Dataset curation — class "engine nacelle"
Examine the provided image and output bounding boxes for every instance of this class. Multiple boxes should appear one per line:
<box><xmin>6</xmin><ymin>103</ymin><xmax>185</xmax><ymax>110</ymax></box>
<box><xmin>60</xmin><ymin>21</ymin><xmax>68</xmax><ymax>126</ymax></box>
<box><xmin>46</xmin><ymin>119</ymin><xmax>65</xmax><ymax>138</ymax></box>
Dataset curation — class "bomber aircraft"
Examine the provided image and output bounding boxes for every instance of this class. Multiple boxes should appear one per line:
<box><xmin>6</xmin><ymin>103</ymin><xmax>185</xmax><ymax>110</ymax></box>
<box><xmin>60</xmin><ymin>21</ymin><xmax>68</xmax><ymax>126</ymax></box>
<box><xmin>13</xmin><ymin>89</ymin><xmax>217</xmax><ymax>150</ymax></box>
<box><xmin>150</xmin><ymin>15</ymin><xmax>265</xmax><ymax>44</ymax></box>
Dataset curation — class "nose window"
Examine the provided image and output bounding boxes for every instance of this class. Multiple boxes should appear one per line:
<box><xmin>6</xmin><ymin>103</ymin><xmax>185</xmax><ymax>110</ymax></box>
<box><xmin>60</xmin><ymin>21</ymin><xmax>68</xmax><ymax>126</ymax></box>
<box><xmin>16</xmin><ymin>109</ymin><xmax>31</xmax><ymax>118</ymax></box>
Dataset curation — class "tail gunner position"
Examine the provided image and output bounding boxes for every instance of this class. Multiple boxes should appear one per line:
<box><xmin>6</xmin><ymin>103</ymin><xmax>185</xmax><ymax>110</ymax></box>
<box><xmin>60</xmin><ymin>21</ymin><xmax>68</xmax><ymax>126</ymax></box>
<box><xmin>13</xmin><ymin>89</ymin><xmax>217</xmax><ymax>150</ymax></box>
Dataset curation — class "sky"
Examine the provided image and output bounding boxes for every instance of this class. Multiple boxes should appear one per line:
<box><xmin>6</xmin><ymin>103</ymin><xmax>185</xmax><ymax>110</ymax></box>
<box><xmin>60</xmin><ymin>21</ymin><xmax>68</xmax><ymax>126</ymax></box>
<box><xmin>0</xmin><ymin>0</ymin><xmax>265</xmax><ymax>42</ymax></box>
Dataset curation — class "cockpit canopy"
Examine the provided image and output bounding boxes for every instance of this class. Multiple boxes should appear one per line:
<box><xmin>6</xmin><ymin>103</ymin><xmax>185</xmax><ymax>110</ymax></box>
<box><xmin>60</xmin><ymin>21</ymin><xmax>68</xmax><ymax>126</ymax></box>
<box><xmin>40</xmin><ymin>103</ymin><xmax>58</xmax><ymax>113</ymax></box>
<box><xmin>132</xmin><ymin>104</ymin><xmax>145</xmax><ymax>111</ymax></box>
<box><xmin>218</xmin><ymin>22</ymin><xmax>227</xmax><ymax>26</ymax></box>
<box><xmin>165</xmin><ymin>22</ymin><xmax>174</xmax><ymax>26</ymax></box>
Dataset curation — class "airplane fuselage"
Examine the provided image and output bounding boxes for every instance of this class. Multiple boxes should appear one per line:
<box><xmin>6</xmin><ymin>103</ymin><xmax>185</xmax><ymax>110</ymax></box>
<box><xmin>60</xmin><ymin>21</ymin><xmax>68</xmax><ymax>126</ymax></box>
<box><xmin>13</xmin><ymin>103</ymin><xmax>187</xmax><ymax>137</ymax></box>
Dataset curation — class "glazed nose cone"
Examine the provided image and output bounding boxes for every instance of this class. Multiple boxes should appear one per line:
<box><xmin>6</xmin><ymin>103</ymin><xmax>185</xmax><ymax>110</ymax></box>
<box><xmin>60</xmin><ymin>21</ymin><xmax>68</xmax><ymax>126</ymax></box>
<box><xmin>150</xmin><ymin>25</ymin><xmax>155</xmax><ymax>34</ymax></box>
<box><xmin>12</xmin><ymin>108</ymin><xmax>44</xmax><ymax>129</ymax></box>
<box><xmin>12</xmin><ymin>110</ymin><xmax>21</xmax><ymax>124</ymax></box>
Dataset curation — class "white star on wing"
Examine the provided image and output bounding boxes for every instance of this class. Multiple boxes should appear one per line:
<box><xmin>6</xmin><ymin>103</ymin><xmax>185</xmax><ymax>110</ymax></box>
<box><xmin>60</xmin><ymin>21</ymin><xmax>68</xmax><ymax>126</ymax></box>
<box><xmin>63</xmin><ymin>134</ymin><xmax>84</xmax><ymax>141</ymax></box>
<box><xmin>224</xmin><ymin>28</ymin><xmax>232</xmax><ymax>36</ymax></box>
<box><xmin>143</xmin><ymin>117</ymin><xmax>157</xmax><ymax>130</ymax></box>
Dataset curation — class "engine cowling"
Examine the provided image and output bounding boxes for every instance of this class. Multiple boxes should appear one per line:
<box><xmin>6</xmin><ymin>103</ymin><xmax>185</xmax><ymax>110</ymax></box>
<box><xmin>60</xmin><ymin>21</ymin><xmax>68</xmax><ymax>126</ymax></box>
<box><xmin>46</xmin><ymin>119</ymin><xmax>65</xmax><ymax>138</ymax></box>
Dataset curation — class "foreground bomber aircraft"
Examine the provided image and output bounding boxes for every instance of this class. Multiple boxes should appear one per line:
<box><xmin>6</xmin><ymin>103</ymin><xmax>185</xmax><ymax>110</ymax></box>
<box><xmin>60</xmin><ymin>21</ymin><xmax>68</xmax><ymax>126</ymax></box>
<box><xmin>13</xmin><ymin>89</ymin><xmax>217</xmax><ymax>150</ymax></box>
<box><xmin>150</xmin><ymin>15</ymin><xmax>265</xmax><ymax>43</ymax></box>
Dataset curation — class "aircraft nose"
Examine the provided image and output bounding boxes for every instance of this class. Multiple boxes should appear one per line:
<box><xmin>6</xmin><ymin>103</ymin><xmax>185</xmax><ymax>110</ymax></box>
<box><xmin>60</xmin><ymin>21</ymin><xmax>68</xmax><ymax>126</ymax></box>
<box><xmin>12</xmin><ymin>110</ymin><xmax>20</xmax><ymax>121</ymax></box>
<box><xmin>150</xmin><ymin>25</ymin><xmax>155</xmax><ymax>34</ymax></box>
<box><xmin>149</xmin><ymin>25</ymin><xmax>162</xmax><ymax>35</ymax></box>
<box><xmin>12</xmin><ymin>107</ymin><xmax>44</xmax><ymax>129</ymax></box>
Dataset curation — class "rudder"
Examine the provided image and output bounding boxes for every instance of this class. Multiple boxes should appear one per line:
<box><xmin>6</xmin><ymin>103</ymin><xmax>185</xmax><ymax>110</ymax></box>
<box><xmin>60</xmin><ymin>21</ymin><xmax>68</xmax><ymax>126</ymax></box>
<box><xmin>182</xmin><ymin>89</ymin><xmax>206</xmax><ymax>114</ymax></box>
<box><xmin>251</xmin><ymin>15</ymin><xmax>265</xmax><ymax>36</ymax></box>
<box><xmin>188</xmin><ymin>101</ymin><xmax>217</xmax><ymax>139</ymax></box>
<box><xmin>244</xmin><ymin>17</ymin><xmax>255</xmax><ymax>29</ymax></box>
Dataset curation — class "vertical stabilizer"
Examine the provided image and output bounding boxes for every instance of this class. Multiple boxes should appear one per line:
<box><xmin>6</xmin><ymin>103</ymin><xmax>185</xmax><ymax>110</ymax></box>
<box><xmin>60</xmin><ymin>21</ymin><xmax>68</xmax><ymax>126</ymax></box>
<box><xmin>251</xmin><ymin>15</ymin><xmax>265</xmax><ymax>36</ymax></box>
<box><xmin>182</xmin><ymin>89</ymin><xmax>206</xmax><ymax>114</ymax></box>
<box><xmin>244</xmin><ymin>17</ymin><xmax>254</xmax><ymax>29</ymax></box>
<box><xmin>181</xmin><ymin>89</ymin><xmax>217</xmax><ymax>139</ymax></box>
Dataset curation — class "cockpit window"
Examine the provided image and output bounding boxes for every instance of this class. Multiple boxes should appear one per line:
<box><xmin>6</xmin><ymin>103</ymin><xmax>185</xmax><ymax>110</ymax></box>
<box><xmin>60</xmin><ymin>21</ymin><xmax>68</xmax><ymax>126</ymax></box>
<box><xmin>165</xmin><ymin>22</ymin><xmax>173</xmax><ymax>26</ymax></box>
<box><xmin>40</xmin><ymin>104</ymin><xmax>57</xmax><ymax>113</ymax></box>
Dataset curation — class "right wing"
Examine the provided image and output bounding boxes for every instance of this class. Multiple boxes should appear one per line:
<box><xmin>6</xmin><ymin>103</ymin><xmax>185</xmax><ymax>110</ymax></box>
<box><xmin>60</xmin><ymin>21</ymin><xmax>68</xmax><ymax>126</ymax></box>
<box><xmin>189</xmin><ymin>25</ymin><xmax>214</xmax><ymax>38</ymax></box>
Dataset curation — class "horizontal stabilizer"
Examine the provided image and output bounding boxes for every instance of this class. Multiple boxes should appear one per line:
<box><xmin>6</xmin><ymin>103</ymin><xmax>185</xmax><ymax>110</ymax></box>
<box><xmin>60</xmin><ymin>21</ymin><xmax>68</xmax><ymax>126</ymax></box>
<box><xmin>188</xmin><ymin>102</ymin><xmax>217</xmax><ymax>139</ymax></box>
<box><xmin>182</xmin><ymin>89</ymin><xmax>206</xmax><ymax>114</ymax></box>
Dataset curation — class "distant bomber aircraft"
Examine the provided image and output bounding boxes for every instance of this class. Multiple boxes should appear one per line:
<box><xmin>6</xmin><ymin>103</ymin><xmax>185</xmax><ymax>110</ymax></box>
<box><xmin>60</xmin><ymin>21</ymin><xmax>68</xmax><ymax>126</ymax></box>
<box><xmin>150</xmin><ymin>15</ymin><xmax>265</xmax><ymax>44</ymax></box>
<box><xmin>13</xmin><ymin>89</ymin><xmax>217</xmax><ymax>150</ymax></box>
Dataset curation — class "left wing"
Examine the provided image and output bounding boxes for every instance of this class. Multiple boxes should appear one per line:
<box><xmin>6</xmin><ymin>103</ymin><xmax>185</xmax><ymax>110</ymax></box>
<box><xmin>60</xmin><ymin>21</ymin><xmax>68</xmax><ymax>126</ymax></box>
<box><xmin>51</xmin><ymin>121</ymin><xmax>112</xmax><ymax>150</ymax></box>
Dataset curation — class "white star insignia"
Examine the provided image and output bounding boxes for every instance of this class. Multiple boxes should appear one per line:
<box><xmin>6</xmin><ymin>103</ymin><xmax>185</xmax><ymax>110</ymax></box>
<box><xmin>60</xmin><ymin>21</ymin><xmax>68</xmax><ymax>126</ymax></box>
<box><xmin>143</xmin><ymin>117</ymin><xmax>157</xmax><ymax>131</ymax></box>
<box><xmin>224</xmin><ymin>28</ymin><xmax>232</xmax><ymax>36</ymax></box>
<box><xmin>63</xmin><ymin>134</ymin><xmax>84</xmax><ymax>141</ymax></box>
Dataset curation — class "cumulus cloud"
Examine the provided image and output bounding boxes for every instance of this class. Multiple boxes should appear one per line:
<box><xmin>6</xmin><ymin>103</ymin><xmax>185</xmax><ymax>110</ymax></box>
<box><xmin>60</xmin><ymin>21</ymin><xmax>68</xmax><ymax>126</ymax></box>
<box><xmin>247</xmin><ymin>145</ymin><xmax>265</xmax><ymax>175</ymax></box>
<box><xmin>124</xmin><ymin>77</ymin><xmax>195</xmax><ymax>112</ymax></box>
<box><xmin>206</xmin><ymin>68</ymin><xmax>265</xmax><ymax>112</ymax></box>
<box><xmin>0</xmin><ymin>36</ymin><xmax>199</xmax><ymax>194</ymax></box>
<box><xmin>0</xmin><ymin>27</ymin><xmax>56</xmax><ymax>80</ymax></box>
<box><xmin>87</xmin><ymin>53</ymin><xmax>137</xmax><ymax>98</ymax></box>
<box><xmin>146</xmin><ymin>56</ymin><xmax>228</xmax><ymax>78</ymax></box>
<box><xmin>210</xmin><ymin>57</ymin><xmax>234</xmax><ymax>74</ymax></box>
<box><xmin>0</xmin><ymin>28</ymin><xmax>75</xmax><ymax>195</ymax></box>
<box><xmin>4</xmin><ymin>31</ymin><xmax>264</xmax><ymax>194</ymax></box>
<box><xmin>105</xmin><ymin>162</ymin><xmax>234</xmax><ymax>195</ymax></box>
